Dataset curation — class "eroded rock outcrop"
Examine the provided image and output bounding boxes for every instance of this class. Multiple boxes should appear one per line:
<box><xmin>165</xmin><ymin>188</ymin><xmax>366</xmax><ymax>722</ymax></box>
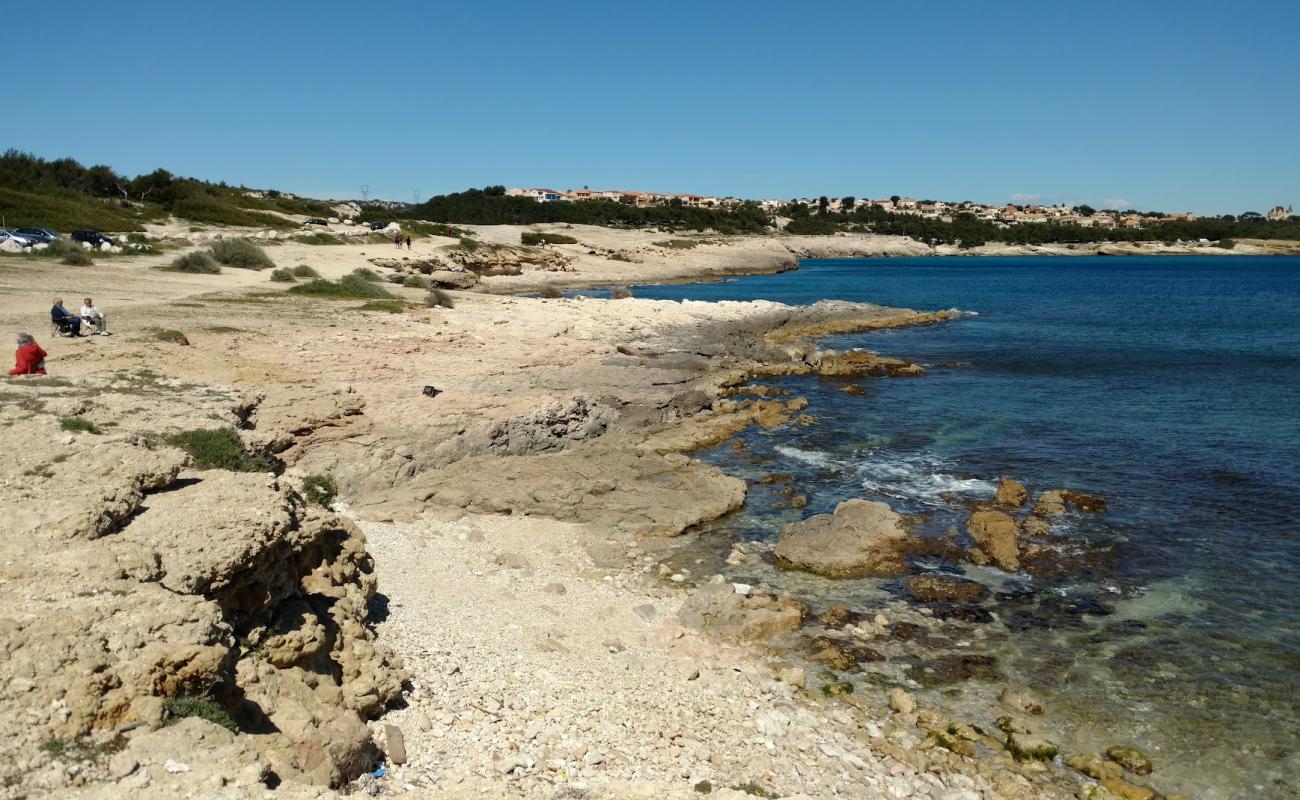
<box><xmin>774</xmin><ymin>499</ymin><xmax>911</xmax><ymax>578</ymax></box>
<box><xmin>965</xmin><ymin>509</ymin><xmax>1022</xmax><ymax>571</ymax></box>
<box><xmin>0</xmin><ymin>376</ymin><xmax>405</xmax><ymax>795</ymax></box>
<box><xmin>679</xmin><ymin>576</ymin><xmax>805</xmax><ymax>642</ymax></box>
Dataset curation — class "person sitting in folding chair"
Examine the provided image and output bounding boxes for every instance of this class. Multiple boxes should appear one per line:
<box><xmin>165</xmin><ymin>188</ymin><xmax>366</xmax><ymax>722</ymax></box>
<box><xmin>50</xmin><ymin>297</ymin><xmax>82</xmax><ymax>337</ymax></box>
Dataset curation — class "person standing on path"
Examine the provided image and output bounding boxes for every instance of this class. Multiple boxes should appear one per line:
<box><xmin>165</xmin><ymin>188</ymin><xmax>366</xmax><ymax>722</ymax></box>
<box><xmin>405</xmin><ymin>236</ymin><xmax>412</xmax><ymax>250</ymax></box>
<box><xmin>395</xmin><ymin>233</ymin><xmax>402</xmax><ymax>249</ymax></box>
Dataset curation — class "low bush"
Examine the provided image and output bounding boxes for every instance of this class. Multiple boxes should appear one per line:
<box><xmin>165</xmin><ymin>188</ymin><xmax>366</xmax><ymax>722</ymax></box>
<box><xmin>60</xmin><ymin>247</ymin><xmax>93</xmax><ymax>266</ymax></box>
<box><xmin>291</xmin><ymin>264</ymin><xmax>320</xmax><ymax>278</ymax></box>
<box><xmin>537</xmin><ymin>285</ymin><xmax>564</xmax><ymax>299</ymax></box>
<box><xmin>163</xmin><ymin>695</ymin><xmax>237</xmax><ymax>732</ymax></box>
<box><xmin>59</xmin><ymin>416</ymin><xmax>101</xmax><ymax>434</ymax></box>
<box><xmin>159</xmin><ymin>251</ymin><xmax>221</xmax><ymax>274</ymax></box>
<box><xmin>521</xmin><ymin>231</ymin><xmax>578</xmax><ymax>246</ymax></box>
<box><xmin>1219</xmin><ymin>238</ymin><xmax>1236</xmax><ymax>250</ymax></box>
<box><xmin>209</xmin><ymin>238</ymin><xmax>274</xmax><ymax>270</ymax></box>
<box><xmin>269</xmin><ymin>267</ymin><xmax>296</xmax><ymax>282</ymax></box>
<box><xmin>287</xmin><ymin>277</ymin><xmax>393</xmax><ymax>300</ymax></box>
<box><xmin>610</xmin><ymin>286</ymin><xmax>633</xmax><ymax>299</ymax></box>
<box><xmin>301</xmin><ymin>473</ymin><xmax>338</xmax><ymax>508</ymax></box>
<box><xmin>402</xmin><ymin>274</ymin><xmax>430</xmax><ymax>289</ymax></box>
<box><xmin>166</xmin><ymin>427</ymin><xmax>271</xmax><ymax>472</ymax></box>
<box><xmin>296</xmin><ymin>232</ymin><xmax>345</xmax><ymax>245</ymax></box>
<box><xmin>426</xmin><ymin>288</ymin><xmax>454</xmax><ymax>308</ymax></box>
<box><xmin>349</xmin><ymin>267</ymin><xmax>382</xmax><ymax>282</ymax></box>
<box><xmin>171</xmin><ymin>197</ymin><xmax>288</xmax><ymax>229</ymax></box>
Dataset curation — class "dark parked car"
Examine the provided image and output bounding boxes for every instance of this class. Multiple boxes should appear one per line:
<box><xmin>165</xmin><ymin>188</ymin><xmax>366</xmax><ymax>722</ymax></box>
<box><xmin>72</xmin><ymin>229</ymin><xmax>114</xmax><ymax>247</ymax></box>
<box><xmin>15</xmin><ymin>227</ymin><xmax>58</xmax><ymax>243</ymax></box>
<box><xmin>368</xmin><ymin>221</ymin><xmax>390</xmax><ymax>231</ymax></box>
<box><xmin>303</xmin><ymin>218</ymin><xmax>329</xmax><ymax>226</ymax></box>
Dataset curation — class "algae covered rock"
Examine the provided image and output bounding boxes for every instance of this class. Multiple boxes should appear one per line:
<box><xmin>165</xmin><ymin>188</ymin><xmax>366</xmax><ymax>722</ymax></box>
<box><xmin>966</xmin><ymin>509</ymin><xmax>1021</xmax><ymax>571</ymax></box>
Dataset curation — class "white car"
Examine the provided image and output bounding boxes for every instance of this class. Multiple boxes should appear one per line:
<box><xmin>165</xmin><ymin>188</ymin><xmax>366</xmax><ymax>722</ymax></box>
<box><xmin>1</xmin><ymin>230</ymin><xmax>39</xmax><ymax>247</ymax></box>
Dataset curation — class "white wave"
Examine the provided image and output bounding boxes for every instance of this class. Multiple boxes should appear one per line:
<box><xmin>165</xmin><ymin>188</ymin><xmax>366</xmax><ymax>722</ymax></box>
<box><xmin>774</xmin><ymin>445</ymin><xmax>841</xmax><ymax>468</ymax></box>
<box><xmin>855</xmin><ymin>452</ymin><xmax>995</xmax><ymax>505</ymax></box>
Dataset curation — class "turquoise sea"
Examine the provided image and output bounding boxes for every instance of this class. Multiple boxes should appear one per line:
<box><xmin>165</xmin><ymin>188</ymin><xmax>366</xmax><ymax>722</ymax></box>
<box><xmin>613</xmin><ymin>256</ymin><xmax>1300</xmax><ymax>799</ymax></box>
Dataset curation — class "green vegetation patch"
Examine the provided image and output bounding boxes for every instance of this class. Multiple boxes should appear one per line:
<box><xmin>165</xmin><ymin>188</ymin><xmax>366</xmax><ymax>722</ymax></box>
<box><xmin>653</xmin><ymin>238</ymin><xmax>707</xmax><ymax>249</ymax></box>
<box><xmin>59</xmin><ymin>416</ymin><xmax>101</xmax><ymax>434</ymax></box>
<box><xmin>269</xmin><ymin>267</ymin><xmax>296</xmax><ymax>282</ymax></box>
<box><xmin>151</xmin><ymin>328</ymin><xmax>190</xmax><ymax>345</ymax></box>
<box><xmin>162</xmin><ymin>694</ymin><xmax>237</xmax><ymax>732</ymax></box>
<box><xmin>348</xmin><ymin>267</ymin><xmax>383</xmax><ymax>282</ymax></box>
<box><xmin>0</xmin><ymin>186</ymin><xmax>148</xmax><ymax>232</ymax></box>
<box><xmin>291</xmin><ymin>264</ymin><xmax>320</xmax><ymax>278</ymax></box>
<box><xmin>287</xmin><ymin>277</ymin><xmax>393</xmax><ymax>300</ymax></box>
<box><xmin>171</xmin><ymin>197</ymin><xmax>289</xmax><ymax>229</ymax></box>
<box><xmin>536</xmin><ymin>285</ymin><xmax>564</xmax><ymax>299</ymax></box>
<box><xmin>426</xmin><ymin>287</ymin><xmax>454</xmax><ymax>308</ymax></box>
<box><xmin>302</xmin><ymin>473</ymin><xmax>338</xmax><ymax>508</ymax></box>
<box><xmin>159</xmin><ymin>251</ymin><xmax>221</xmax><ymax>274</ymax></box>
<box><xmin>402</xmin><ymin>274</ymin><xmax>430</xmax><ymax>289</ymax></box>
<box><xmin>296</xmin><ymin>232</ymin><xmax>345</xmax><ymax>245</ymax></box>
<box><xmin>521</xmin><ymin>231</ymin><xmax>578</xmax><ymax>246</ymax></box>
<box><xmin>356</xmin><ymin>300</ymin><xmax>405</xmax><ymax>313</ymax></box>
<box><xmin>166</xmin><ymin>427</ymin><xmax>271</xmax><ymax>472</ymax></box>
<box><xmin>209</xmin><ymin>238</ymin><xmax>275</xmax><ymax>270</ymax></box>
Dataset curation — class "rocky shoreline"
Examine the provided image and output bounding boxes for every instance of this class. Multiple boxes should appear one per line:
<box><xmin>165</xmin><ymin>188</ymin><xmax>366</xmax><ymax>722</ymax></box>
<box><xmin>0</xmin><ymin>227</ymin><xmax>1207</xmax><ymax>799</ymax></box>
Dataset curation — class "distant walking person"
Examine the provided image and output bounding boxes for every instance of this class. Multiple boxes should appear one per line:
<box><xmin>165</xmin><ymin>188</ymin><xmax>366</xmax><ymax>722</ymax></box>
<box><xmin>395</xmin><ymin>233</ymin><xmax>403</xmax><ymax>249</ymax></box>
<box><xmin>80</xmin><ymin>297</ymin><xmax>109</xmax><ymax>336</ymax></box>
<box><xmin>9</xmin><ymin>332</ymin><xmax>47</xmax><ymax>376</ymax></box>
<box><xmin>405</xmin><ymin>236</ymin><xmax>412</xmax><ymax>250</ymax></box>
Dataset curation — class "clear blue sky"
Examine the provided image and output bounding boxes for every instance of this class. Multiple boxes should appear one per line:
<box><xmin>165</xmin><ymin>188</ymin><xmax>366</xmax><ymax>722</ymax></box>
<box><xmin>6</xmin><ymin>0</ymin><xmax>1297</xmax><ymax>215</ymax></box>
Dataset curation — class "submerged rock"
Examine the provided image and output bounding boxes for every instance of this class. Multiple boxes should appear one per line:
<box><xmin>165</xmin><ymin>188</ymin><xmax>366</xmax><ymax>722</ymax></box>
<box><xmin>1106</xmin><ymin>744</ymin><xmax>1153</xmax><ymax>775</ymax></box>
<box><xmin>906</xmin><ymin>574</ymin><xmax>986</xmax><ymax>603</ymax></box>
<box><xmin>774</xmin><ymin>499</ymin><xmax>910</xmax><ymax>578</ymax></box>
<box><xmin>678</xmin><ymin>577</ymin><xmax>804</xmax><ymax>642</ymax></box>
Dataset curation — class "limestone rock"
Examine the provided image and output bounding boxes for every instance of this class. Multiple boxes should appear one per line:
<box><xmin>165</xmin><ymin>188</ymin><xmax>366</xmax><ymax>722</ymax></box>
<box><xmin>998</xmin><ymin>686</ymin><xmax>1043</xmax><ymax>715</ymax></box>
<box><xmin>966</xmin><ymin>509</ymin><xmax>1021</xmax><ymax>571</ymax></box>
<box><xmin>679</xmin><ymin>579</ymin><xmax>804</xmax><ymax>642</ymax></box>
<box><xmin>888</xmin><ymin>688</ymin><xmax>916</xmax><ymax>714</ymax></box>
<box><xmin>994</xmin><ymin>477</ymin><xmax>1028</xmax><ymax>508</ymax></box>
<box><xmin>774</xmin><ymin>499</ymin><xmax>910</xmax><ymax>578</ymax></box>
<box><xmin>1032</xmin><ymin>490</ymin><xmax>1068</xmax><ymax>517</ymax></box>
<box><xmin>1066</xmin><ymin>752</ymin><xmax>1124</xmax><ymax>782</ymax></box>
<box><xmin>1099</xmin><ymin>777</ymin><xmax>1157</xmax><ymax>800</ymax></box>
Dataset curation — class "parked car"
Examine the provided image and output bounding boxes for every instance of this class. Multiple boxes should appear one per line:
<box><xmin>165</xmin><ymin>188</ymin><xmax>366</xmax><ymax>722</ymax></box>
<box><xmin>303</xmin><ymin>218</ymin><xmax>329</xmax><ymax>226</ymax></box>
<box><xmin>15</xmin><ymin>227</ymin><xmax>57</xmax><ymax>243</ymax></box>
<box><xmin>2</xmin><ymin>230</ymin><xmax>40</xmax><ymax>247</ymax></box>
<box><xmin>71</xmin><ymin>229</ymin><xmax>114</xmax><ymax>247</ymax></box>
<box><xmin>368</xmin><ymin>221</ymin><xmax>390</xmax><ymax>231</ymax></box>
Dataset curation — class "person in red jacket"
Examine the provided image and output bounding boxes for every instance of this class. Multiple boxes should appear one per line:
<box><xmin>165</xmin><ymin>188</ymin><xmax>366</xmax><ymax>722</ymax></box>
<box><xmin>9</xmin><ymin>332</ymin><xmax>46</xmax><ymax>376</ymax></box>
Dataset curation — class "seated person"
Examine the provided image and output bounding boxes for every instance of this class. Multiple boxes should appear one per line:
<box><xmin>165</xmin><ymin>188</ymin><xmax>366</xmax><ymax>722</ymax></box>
<box><xmin>9</xmin><ymin>332</ymin><xmax>47</xmax><ymax>375</ymax></box>
<box><xmin>80</xmin><ymin>297</ymin><xmax>109</xmax><ymax>335</ymax></box>
<box><xmin>51</xmin><ymin>297</ymin><xmax>81</xmax><ymax>336</ymax></box>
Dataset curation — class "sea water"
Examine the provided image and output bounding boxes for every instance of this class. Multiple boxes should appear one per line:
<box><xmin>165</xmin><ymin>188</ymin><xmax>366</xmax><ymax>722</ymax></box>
<box><xmin>611</xmin><ymin>257</ymin><xmax>1300</xmax><ymax>799</ymax></box>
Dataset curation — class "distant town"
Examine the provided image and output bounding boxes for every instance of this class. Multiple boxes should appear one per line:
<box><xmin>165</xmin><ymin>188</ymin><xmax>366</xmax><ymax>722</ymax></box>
<box><xmin>505</xmin><ymin>187</ymin><xmax>1294</xmax><ymax>229</ymax></box>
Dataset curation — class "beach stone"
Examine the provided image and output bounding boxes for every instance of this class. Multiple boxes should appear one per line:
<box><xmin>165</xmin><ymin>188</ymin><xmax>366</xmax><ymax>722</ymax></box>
<box><xmin>1066</xmin><ymin>752</ymin><xmax>1123</xmax><ymax>781</ymax></box>
<box><xmin>906</xmin><ymin>574</ymin><xmax>985</xmax><ymax>603</ymax></box>
<box><xmin>1005</xmin><ymin>732</ymin><xmax>1057</xmax><ymax>761</ymax></box>
<box><xmin>816</xmin><ymin>604</ymin><xmax>855</xmax><ymax>627</ymax></box>
<box><xmin>1062</xmin><ymin>490</ymin><xmax>1108</xmax><ymax>513</ymax></box>
<box><xmin>889</xmin><ymin>688</ymin><xmax>916</xmax><ymax>714</ymax></box>
<box><xmin>774</xmin><ymin>499</ymin><xmax>910</xmax><ymax>578</ymax></box>
<box><xmin>1105</xmin><ymin>744</ymin><xmax>1153</xmax><ymax>775</ymax></box>
<box><xmin>1099</xmin><ymin>777</ymin><xmax>1157</xmax><ymax>800</ymax></box>
<box><xmin>383</xmin><ymin>724</ymin><xmax>407</xmax><ymax>765</ymax></box>
<box><xmin>994</xmin><ymin>477</ymin><xmax>1028</xmax><ymax>508</ymax></box>
<box><xmin>966</xmin><ymin>509</ymin><xmax>1020</xmax><ymax>571</ymax></box>
<box><xmin>776</xmin><ymin>666</ymin><xmax>806</xmax><ymax>688</ymax></box>
<box><xmin>998</xmin><ymin>686</ymin><xmax>1043</xmax><ymax>715</ymax></box>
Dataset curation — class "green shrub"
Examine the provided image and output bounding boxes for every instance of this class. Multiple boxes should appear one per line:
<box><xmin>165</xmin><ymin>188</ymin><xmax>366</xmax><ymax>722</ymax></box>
<box><xmin>59</xmin><ymin>416</ymin><xmax>101</xmax><ymax>434</ymax></box>
<box><xmin>456</xmin><ymin>236</ymin><xmax>479</xmax><ymax>252</ymax></box>
<box><xmin>426</xmin><ymin>288</ymin><xmax>454</xmax><ymax>308</ymax></box>
<box><xmin>349</xmin><ymin>267</ymin><xmax>382</xmax><ymax>282</ymax></box>
<box><xmin>0</xmin><ymin>186</ymin><xmax>147</xmax><ymax>232</ymax></box>
<box><xmin>269</xmin><ymin>267</ymin><xmax>296</xmax><ymax>282</ymax></box>
<box><xmin>1219</xmin><ymin>238</ymin><xmax>1236</xmax><ymax>250</ymax></box>
<box><xmin>302</xmin><ymin>474</ymin><xmax>338</xmax><ymax>507</ymax></box>
<box><xmin>356</xmin><ymin>300</ymin><xmax>405</xmax><ymax>313</ymax></box>
<box><xmin>537</xmin><ymin>285</ymin><xmax>563</xmax><ymax>299</ymax></box>
<box><xmin>521</xmin><ymin>231</ymin><xmax>578</xmax><ymax>246</ymax></box>
<box><xmin>152</xmin><ymin>328</ymin><xmax>190</xmax><ymax>345</ymax></box>
<box><xmin>163</xmin><ymin>695</ymin><xmax>237</xmax><ymax>732</ymax></box>
<box><xmin>291</xmin><ymin>264</ymin><xmax>320</xmax><ymax>278</ymax></box>
<box><xmin>287</xmin><ymin>277</ymin><xmax>393</xmax><ymax>300</ymax></box>
<box><xmin>159</xmin><ymin>251</ymin><xmax>221</xmax><ymax>274</ymax></box>
<box><xmin>172</xmin><ymin>197</ymin><xmax>288</xmax><ymax>228</ymax></box>
<box><xmin>209</xmin><ymin>238</ymin><xmax>274</xmax><ymax>270</ymax></box>
<box><xmin>610</xmin><ymin>286</ymin><xmax>632</xmax><ymax>299</ymax></box>
<box><xmin>166</xmin><ymin>427</ymin><xmax>271</xmax><ymax>472</ymax></box>
<box><xmin>402</xmin><ymin>274</ymin><xmax>430</xmax><ymax>289</ymax></box>
<box><xmin>653</xmin><ymin>238</ymin><xmax>705</xmax><ymax>249</ymax></box>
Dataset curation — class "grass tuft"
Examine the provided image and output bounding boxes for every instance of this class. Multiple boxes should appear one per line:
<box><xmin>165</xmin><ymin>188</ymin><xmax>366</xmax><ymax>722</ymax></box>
<box><xmin>426</xmin><ymin>287</ymin><xmax>454</xmax><ymax>308</ymax></box>
<box><xmin>536</xmin><ymin>285</ymin><xmax>564</xmax><ymax>299</ymax></box>
<box><xmin>163</xmin><ymin>695</ymin><xmax>237</xmax><ymax>732</ymax></box>
<box><xmin>291</xmin><ymin>264</ymin><xmax>320</xmax><ymax>278</ymax></box>
<box><xmin>166</xmin><ymin>427</ymin><xmax>271</xmax><ymax>472</ymax></box>
<box><xmin>59</xmin><ymin>416</ymin><xmax>101</xmax><ymax>434</ymax></box>
<box><xmin>521</xmin><ymin>231</ymin><xmax>578</xmax><ymax>246</ymax></box>
<box><xmin>402</xmin><ymin>274</ymin><xmax>430</xmax><ymax>289</ymax></box>
<box><xmin>348</xmin><ymin>267</ymin><xmax>383</xmax><ymax>282</ymax></box>
<box><xmin>269</xmin><ymin>267</ymin><xmax>296</xmax><ymax>282</ymax></box>
<box><xmin>287</xmin><ymin>277</ymin><xmax>393</xmax><ymax>300</ymax></box>
<box><xmin>151</xmin><ymin>328</ymin><xmax>190</xmax><ymax>345</ymax></box>
<box><xmin>356</xmin><ymin>300</ymin><xmax>405</xmax><ymax>313</ymax></box>
<box><xmin>302</xmin><ymin>473</ymin><xmax>338</xmax><ymax>508</ymax></box>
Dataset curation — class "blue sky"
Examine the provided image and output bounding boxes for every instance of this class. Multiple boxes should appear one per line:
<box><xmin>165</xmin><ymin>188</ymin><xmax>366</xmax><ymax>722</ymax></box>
<box><xmin>5</xmin><ymin>0</ymin><xmax>1297</xmax><ymax>215</ymax></box>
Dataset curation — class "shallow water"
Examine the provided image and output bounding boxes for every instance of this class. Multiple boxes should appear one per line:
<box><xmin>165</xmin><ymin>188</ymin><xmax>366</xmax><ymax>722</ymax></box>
<box><xmin>606</xmin><ymin>257</ymin><xmax>1300</xmax><ymax>799</ymax></box>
